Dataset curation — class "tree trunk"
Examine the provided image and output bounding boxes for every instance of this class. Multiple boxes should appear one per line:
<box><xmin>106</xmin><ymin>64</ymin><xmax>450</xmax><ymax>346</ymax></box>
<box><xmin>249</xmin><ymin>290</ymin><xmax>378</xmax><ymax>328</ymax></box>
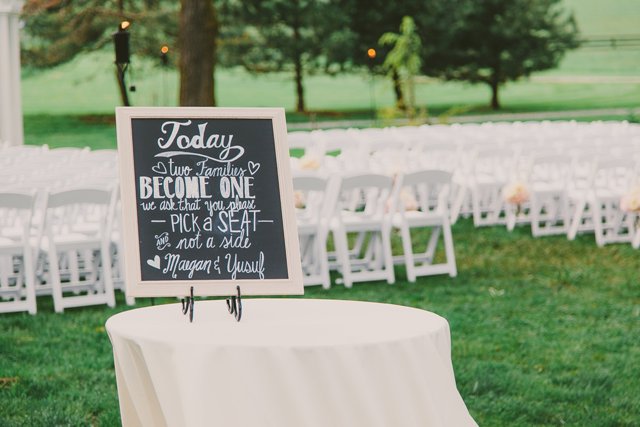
<box><xmin>294</xmin><ymin>55</ymin><xmax>305</xmax><ymax>113</ymax></box>
<box><xmin>489</xmin><ymin>80</ymin><xmax>500</xmax><ymax>110</ymax></box>
<box><xmin>179</xmin><ymin>0</ymin><xmax>217</xmax><ymax>106</ymax></box>
<box><xmin>489</xmin><ymin>69</ymin><xmax>501</xmax><ymax>110</ymax></box>
<box><xmin>392</xmin><ymin>69</ymin><xmax>405</xmax><ymax>111</ymax></box>
<box><xmin>293</xmin><ymin>22</ymin><xmax>305</xmax><ymax>113</ymax></box>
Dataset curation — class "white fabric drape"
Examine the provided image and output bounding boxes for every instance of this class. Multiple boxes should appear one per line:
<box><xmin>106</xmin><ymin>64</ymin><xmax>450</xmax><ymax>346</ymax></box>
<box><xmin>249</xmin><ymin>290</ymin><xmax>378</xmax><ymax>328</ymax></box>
<box><xmin>107</xmin><ymin>299</ymin><xmax>477</xmax><ymax>427</ymax></box>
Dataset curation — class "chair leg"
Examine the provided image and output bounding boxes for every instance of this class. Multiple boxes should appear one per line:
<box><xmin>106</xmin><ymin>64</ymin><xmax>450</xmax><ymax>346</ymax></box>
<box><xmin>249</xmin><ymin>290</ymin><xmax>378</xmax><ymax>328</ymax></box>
<box><xmin>381</xmin><ymin>227</ymin><xmax>395</xmax><ymax>284</ymax></box>
<box><xmin>68</xmin><ymin>250</ymin><xmax>80</xmax><ymax>284</ymax></box>
<box><xmin>424</xmin><ymin>227</ymin><xmax>441</xmax><ymax>262</ymax></box>
<box><xmin>530</xmin><ymin>196</ymin><xmax>541</xmax><ymax>236</ymax></box>
<box><xmin>333</xmin><ymin>228</ymin><xmax>352</xmax><ymax>288</ymax></box>
<box><xmin>24</xmin><ymin>249</ymin><xmax>37</xmax><ymax>315</ymax></box>
<box><xmin>48</xmin><ymin>245</ymin><xmax>65</xmax><ymax>313</ymax></box>
<box><xmin>442</xmin><ymin>220</ymin><xmax>458</xmax><ymax>277</ymax></box>
<box><xmin>101</xmin><ymin>243</ymin><xmax>116</xmax><ymax>308</ymax></box>
<box><xmin>450</xmin><ymin>186</ymin><xmax>467</xmax><ymax>225</ymax></box>
<box><xmin>592</xmin><ymin>202</ymin><xmax>605</xmax><ymax>247</ymax></box>
<box><xmin>560</xmin><ymin>196</ymin><xmax>571</xmax><ymax>235</ymax></box>
<box><xmin>506</xmin><ymin>204</ymin><xmax>517</xmax><ymax>231</ymax></box>
<box><xmin>567</xmin><ymin>200</ymin><xmax>586</xmax><ymax>240</ymax></box>
<box><xmin>0</xmin><ymin>256</ymin><xmax>9</xmax><ymax>289</ymax></box>
<box><xmin>633</xmin><ymin>223</ymin><xmax>640</xmax><ymax>249</ymax></box>
<box><xmin>471</xmin><ymin>188</ymin><xmax>482</xmax><ymax>226</ymax></box>
<box><xmin>318</xmin><ymin>234</ymin><xmax>331</xmax><ymax>290</ymax></box>
<box><xmin>399</xmin><ymin>224</ymin><xmax>416</xmax><ymax>282</ymax></box>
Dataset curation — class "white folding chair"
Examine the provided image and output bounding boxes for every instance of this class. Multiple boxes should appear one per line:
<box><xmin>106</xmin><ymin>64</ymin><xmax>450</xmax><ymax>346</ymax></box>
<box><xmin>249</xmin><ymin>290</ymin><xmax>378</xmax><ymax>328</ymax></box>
<box><xmin>293</xmin><ymin>174</ymin><xmax>339</xmax><ymax>289</ymax></box>
<box><xmin>527</xmin><ymin>154</ymin><xmax>572</xmax><ymax>236</ymax></box>
<box><xmin>392</xmin><ymin>170</ymin><xmax>457</xmax><ymax>282</ymax></box>
<box><xmin>330</xmin><ymin>173</ymin><xmax>396</xmax><ymax>287</ymax></box>
<box><xmin>0</xmin><ymin>192</ymin><xmax>38</xmax><ymax>315</ymax></box>
<box><xmin>567</xmin><ymin>157</ymin><xmax>638</xmax><ymax>246</ymax></box>
<box><xmin>42</xmin><ymin>187</ymin><xmax>118</xmax><ymax>312</ymax></box>
<box><xmin>454</xmin><ymin>146</ymin><xmax>513</xmax><ymax>227</ymax></box>
<box><xmin>288</xmin><ymin>131</ymin><xmax>326</xmax><ymax>172</ymax></box>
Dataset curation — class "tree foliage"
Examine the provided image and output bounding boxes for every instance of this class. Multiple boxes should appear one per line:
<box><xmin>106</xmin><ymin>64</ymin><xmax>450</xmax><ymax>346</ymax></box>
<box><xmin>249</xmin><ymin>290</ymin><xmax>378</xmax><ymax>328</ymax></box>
<box><xmin>334</xmin><ymin>0</ymin><xmax>426</xmax><ymax>108</ymax></box>
<box><xmin>424</xmin><ymin>0</ymin><xmax>580</xmax><ymax>109</ymax></box>
<box><xmin>21</xmin><ymin>0</ymin><xmax>178</xmax><ymax>68</ymax></box>
<box><xmin>220</xmin><ymin>0</ymin><xmax>353</xmax><ymax>112</ymax></box>
<box><xmin>379</xmin><ymin>16</ymin><xmax>422</xmax><ymax>113</ymax></box>
<box><xmin>20</xmin><ymin>0</ymin><xmax>220</xmax><ymax>106</ymax></box>
<box><xmin>20</xmin><ymin>0</ymin><xmax>580</xmax><ymax>111</ymax></box>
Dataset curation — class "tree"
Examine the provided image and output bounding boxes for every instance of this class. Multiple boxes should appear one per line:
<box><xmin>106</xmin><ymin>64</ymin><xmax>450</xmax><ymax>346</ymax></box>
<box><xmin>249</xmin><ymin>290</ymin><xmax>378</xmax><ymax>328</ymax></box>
<box><xmin>424</xmin><ymin>0</ymin><xmax>579</xmax><ymax>109</ymax></box>
<box><xmin>336</xmin><ymin>0</ymin><xmax>425</xmax><ymax>109</ymax></box>
<box><xmin>221</xmin><ymin>0</ymin><xmax>353</xmax><ymax>113</ymax></box>
<box><xmin>20</xmin><ymin>0</ymin><xmax>218</xmax><ymax>107</ymax></box>
<box><xmin>379</xmin><ymin>16</ymin><xmax>422</xmax><ymax>114</ymax></box>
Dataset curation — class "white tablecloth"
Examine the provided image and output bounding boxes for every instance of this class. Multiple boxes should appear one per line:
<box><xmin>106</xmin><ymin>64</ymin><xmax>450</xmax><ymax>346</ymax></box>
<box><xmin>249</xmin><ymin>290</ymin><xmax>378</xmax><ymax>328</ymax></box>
<box><xmin>106</xmin><ymin>299</ymin><xmax>476</xmax><ymax>427</ymax></box>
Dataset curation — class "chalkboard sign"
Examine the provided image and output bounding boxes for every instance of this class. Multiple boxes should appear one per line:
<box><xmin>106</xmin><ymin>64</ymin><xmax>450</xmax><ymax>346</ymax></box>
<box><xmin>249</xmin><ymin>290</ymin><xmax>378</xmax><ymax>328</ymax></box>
<box><xmin>116</xmin><ymin>107</ymin><xmax>303</xmax><ymax>297</ymax></box>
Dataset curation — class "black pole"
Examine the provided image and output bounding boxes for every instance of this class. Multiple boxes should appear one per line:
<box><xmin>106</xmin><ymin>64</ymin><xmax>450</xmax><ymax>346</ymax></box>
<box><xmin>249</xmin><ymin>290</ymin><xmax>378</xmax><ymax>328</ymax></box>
<box><xmin>115</xmin><ymin>63</ymin><xmax>131</xmax><ymax>106</ymax></box>
<box><xmin>113</xmin><ymin>23</ymin><xmax>132</xmax><ymax>106</ymax></box>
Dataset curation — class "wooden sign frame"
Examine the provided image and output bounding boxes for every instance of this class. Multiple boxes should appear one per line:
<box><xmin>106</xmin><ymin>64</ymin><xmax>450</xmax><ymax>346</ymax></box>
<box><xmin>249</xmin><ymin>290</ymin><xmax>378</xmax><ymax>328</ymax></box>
<box><xmin>116</xmin><ymin>107</ymin><xmax>303</xmax><ymax>297</ymax></box>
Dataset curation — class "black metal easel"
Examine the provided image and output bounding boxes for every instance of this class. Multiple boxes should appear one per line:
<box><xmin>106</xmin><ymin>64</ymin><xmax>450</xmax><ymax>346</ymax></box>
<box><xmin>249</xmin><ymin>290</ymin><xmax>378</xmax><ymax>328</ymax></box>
<box><xmin>181</xmin><ymin>285</ymin><xmax>242</xmax><ymax>323</ymax></box>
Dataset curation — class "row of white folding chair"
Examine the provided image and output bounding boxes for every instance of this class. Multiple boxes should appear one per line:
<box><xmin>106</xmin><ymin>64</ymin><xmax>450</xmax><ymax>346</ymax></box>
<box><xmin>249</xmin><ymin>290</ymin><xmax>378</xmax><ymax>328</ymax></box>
<box><xmin>0</xmin><ymin>186</ymin><xmax>124</xmax><ymax>314</ymax></box>
<box><xmin>503</xmin><ymin>153</ymin><xmax>640</xmax><ymax>246</ymax></box>
<box><xmin>0</xmin><ymin>148</ymin><xmax>118</xmax><ymax>192</ymax></box>
<box><xmin>41</xmin><ymin>187</ymin><xmax>118</xmax><ymax>312</ymax></box>
<box><xmin>292</xmin><ymin>169</ymin><xmax>457</xmax><ymax>289</ymax></box>
<box><xmin>289</xmin><ymin>122</ymin><xmax>639</xmax><ymax>219</ymax></box>
<box><xmin>454</xmin><ymin>142</ymin><xmax>640</xmax><ymax>226</ymax></box>
<box><xmin>293</xmin><ymin>174</ymin><xmax>339</xmax><ymax>289</ymax></box>
<box><xmin>0</xmin><ymin>192</ymin><xmax>38</xmax><ymax>315</ymax></box>
<box><xmin>567</xmin><ymin>157</ymin><xmax>639</xmax><ymax>246</ymax></box>
<box><xmin>289</xmin><ymin>122</ymin><xmax>640</xmax><ymax>168</ymax></box>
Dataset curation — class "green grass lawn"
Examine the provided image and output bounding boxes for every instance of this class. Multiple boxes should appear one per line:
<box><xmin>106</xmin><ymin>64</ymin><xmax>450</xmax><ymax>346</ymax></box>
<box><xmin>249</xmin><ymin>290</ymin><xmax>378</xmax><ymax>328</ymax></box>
<box><xmin>6</xmin><ymin>2</ymin><xmax>639</xmax><ymax>424</ymax></box>
<box><xmin>20</xmin><ymin>51</ymin><xmax>640</xmax><ymax>119</ymax></box>
<box><xmin>1</xmin><ymin>219</ymin><xmax>639</xmax><ymax>426</ymax></box>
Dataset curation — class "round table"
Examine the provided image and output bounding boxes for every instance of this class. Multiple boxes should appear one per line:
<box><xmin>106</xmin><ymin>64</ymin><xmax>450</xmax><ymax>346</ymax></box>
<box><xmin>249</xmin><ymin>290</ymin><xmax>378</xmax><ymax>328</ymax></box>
<box><xmin>106</xmin><ymin>299</ymin><xmax>476</xmax><ymax>427</ymax></box>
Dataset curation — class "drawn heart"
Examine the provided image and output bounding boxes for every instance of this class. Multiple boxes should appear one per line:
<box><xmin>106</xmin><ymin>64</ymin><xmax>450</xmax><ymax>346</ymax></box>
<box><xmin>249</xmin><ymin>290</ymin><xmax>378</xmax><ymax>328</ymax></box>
<box><xmin>248</xmin><ymin>161</ymin><xmax>261</xmax><ymax>175</ymax></box>
<box><xmin>147</xmin><ymin>255</ymin><xmax>161</xmax><ymax>270</ymax></box>
<box><xmin>152</xmin><ymin>161</ymin><xmax>167</xmax><ymax>174</ymax></box>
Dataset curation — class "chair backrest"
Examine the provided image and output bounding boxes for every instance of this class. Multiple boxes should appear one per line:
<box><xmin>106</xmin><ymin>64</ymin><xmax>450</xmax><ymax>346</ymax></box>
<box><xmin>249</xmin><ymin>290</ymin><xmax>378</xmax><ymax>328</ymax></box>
<box><xmin>591</xmin><ymin>157</ymin><xmax>638</xmax><ymax>194</ymax></box>
<box><xmin>287</xmin><ymin>131</ymin><xmax>325</xmax><ymax>157</ymax></box>
<box><xmin>311</xmin><ymin>128</ymin><xmax>355</xmax><ymax>155</ymax></box>
<box><xmin>468</xmin><ymin>146</ymin><xmax>515</xmax><ymax>182</ymax></box>
<box><xmin>417</xmin><ymin>142</ymin><xmax>460</xmax><ymax>172</ymax></box>
<box><xmin>0</xmin><ymin>192</ymin><xmax>37</xmax><ymax>249</ymax></box>
<box><xmin>44</xmin><ymin>187</ymin><xmax>117</xmax><ymax>240</ymax></box>
<box><xmin>395</xmin><ymin>170</ymin><xmax>452</xmax><ymax>214</ymax></box>
<box><xmin>337</xmin><ymin>173</ymin><xmax>394</xmax><ymax>219</ymax></box>
<box><xmin>528</xmin><ymin>153</ymin><xmax>572</xmax><ymax>188</ymax></box>
<box><xmin>292</xmin><ymin>174</ymin><xmax>339</xmax><ymax>229</ymax></box>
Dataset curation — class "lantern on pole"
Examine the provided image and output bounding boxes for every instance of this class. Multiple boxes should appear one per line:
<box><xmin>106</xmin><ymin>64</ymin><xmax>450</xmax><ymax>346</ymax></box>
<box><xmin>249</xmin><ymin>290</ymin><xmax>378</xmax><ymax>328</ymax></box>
<box><xmin>113</xmin><ymin>21</ymin><xmax>132</xmax><ymax>106</ymax></box>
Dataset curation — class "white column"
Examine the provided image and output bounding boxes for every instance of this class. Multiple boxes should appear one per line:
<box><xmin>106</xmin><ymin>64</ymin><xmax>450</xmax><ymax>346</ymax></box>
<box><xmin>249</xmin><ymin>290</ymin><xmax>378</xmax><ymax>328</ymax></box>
<box><xmin>0</xmin><ymin>0</ymin><xmax>24</xmax><ymax>146</ymax></box>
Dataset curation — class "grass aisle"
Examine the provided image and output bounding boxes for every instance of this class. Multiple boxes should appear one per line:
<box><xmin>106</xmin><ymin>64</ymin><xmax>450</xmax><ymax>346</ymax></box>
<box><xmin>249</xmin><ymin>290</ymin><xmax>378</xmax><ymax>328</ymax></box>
<box><xmin>1</xmin><ymin>220</ymin><xmax>638</xmax><ymax>426</ymax></box>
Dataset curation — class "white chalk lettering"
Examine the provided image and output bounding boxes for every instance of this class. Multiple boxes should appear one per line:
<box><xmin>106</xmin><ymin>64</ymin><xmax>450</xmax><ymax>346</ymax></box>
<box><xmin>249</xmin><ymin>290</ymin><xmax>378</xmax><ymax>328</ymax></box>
<box><xmin>163</xmin><ymin>253</ymin><xmax>212</xmax><ymax>279</ymax></box>
<box><xmin>157</xmin><ymin>121</ymin><xmax>244</xmax><ymax>162</ymax></box>
<box><xmin>138</xmin><ymin>176</ymin><xmax>212</xmax><ymax>200</ymax></box>
<box><xmin>225</xmin><ymin>252</ymin><xmax>265</xmax><ymax>280</ymax></box>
